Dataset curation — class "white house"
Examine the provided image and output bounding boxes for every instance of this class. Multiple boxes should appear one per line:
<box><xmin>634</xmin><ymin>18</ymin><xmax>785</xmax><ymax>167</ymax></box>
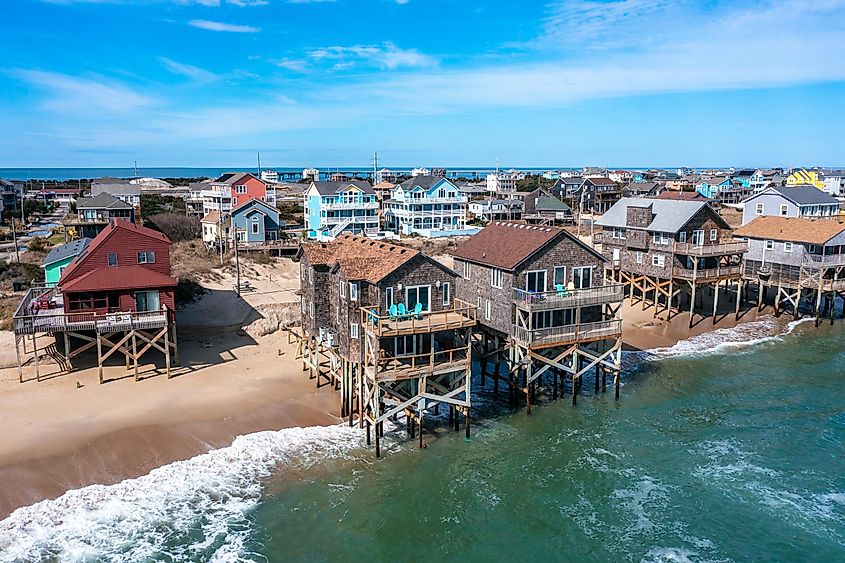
<box><xmin>383</xmin><ymin>176</ymin><xmax>476</xmax><ymax>237</ymax></box>
<box><xmin>741</xmin><ymin>185</ymin><xmax>841</xmax><ymax>225</ymax></box>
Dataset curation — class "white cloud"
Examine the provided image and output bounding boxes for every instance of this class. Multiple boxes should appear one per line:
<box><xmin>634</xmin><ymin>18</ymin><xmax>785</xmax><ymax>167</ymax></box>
<box><xmin>160</xmin><ymin>57</ymin><xmax>219</xmax><ymax>82</ymax></box>
<box><xmin>309</xmin><ymin>42</ymin><xmax>436</xmax><ymax>70</ymax></box>
<box><xmin>188</xmin><ymin>19</ymin><xmax>260</xmax><ymax>32</ymax></box>
<box><xmin>11</xmin><ymin>69</ymin><xmax>157</xmax><ymax>114</ymax></box>
<box><xmin>273</xmin><ymin>58</ymin><xmax>308</xmax><ymax>72</ymax></box>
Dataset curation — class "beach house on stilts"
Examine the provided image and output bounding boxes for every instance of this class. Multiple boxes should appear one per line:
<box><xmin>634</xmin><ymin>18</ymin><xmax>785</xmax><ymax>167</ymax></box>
<box><xmin>296</xmin><ymin>235</ymin><xmax>477</xmax><ymax>457</ymax></box>
<box><xmin>12</xmin><ymin>221</ymin><xmax>178</xmax><ymax>383</ymax></box>
<box><xmin>453</xmin><ymin>222</ymin><xmax>624</xmax><ymax>408</ymax></box>
<box><xmin>596</xmin><ymin>199</ymin><xmax>747</xmax><ymax>327</ymax></box>
<box><xmin>734</xmin><ymin>216</ymin><xmax>845</xmax><ymax>325</ymax></box>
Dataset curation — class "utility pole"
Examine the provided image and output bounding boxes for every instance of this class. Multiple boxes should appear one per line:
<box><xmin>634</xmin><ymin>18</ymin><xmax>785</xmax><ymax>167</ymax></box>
<box><xmin>234</xmin><ymin>224</ymin><xmax>242</xmax><ymax>297</ymax></box>
<box><xmin>257</xmin><ymin>152</ymin><xmax>261</xmax><ymax>177</ymax></box>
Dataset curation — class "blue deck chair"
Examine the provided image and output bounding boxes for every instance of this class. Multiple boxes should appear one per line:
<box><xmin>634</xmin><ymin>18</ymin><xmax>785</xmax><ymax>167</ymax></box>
<box><xmin>370</xmin><ymin>308</ymin><xmax>379</xmax><ymax>326</ymax></box>
<box><xmin>397</xmin><ymin>303</ymin><xmax>408</xmax><ymax>319</ymax></box>
<box><xmin>389</xmin><ymin>303</ymin><xmax>398</xmax><ymax>320</ymax></box>
<box><xmin>555</xmin><ymin>283</ymin><xmax>568</xmax><ymax>297</ymax></box>
<box><xmin>413</xmin><ymin>302</ymin><xmax>423</xmax><ymax>319</ymax></box>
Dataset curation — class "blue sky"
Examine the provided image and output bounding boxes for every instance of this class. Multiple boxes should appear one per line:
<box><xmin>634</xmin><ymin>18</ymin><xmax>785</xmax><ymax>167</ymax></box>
<box><xmin>2</xmin><ymin>0</ymin><xmax>845</xmax><ymax>168</ymax></box>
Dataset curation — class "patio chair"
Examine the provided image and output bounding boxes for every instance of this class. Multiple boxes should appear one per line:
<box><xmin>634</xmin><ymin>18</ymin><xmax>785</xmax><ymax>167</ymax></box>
<box><xmin>555</xmin><ymin>283</ymin><xmax>568</xmax><ymax>297</ymax></box>
<box><xmin>389</xmin><ymin>304</ymin><xmax>398</xmax><ymax>319</ymax></box>
<box><xmin>397</xmin><ymin>303</ymin><xmax>408</xmax><ymax>319</ymax></box>
<box><xmin>413</xmin><ymin>302</ymin><xmax>423</xmax><ymax>319</ymax></box>
<box><xmin>370</xmin><ymin>308</ymin><xmax>379</xmax><ymax>326</ymax></box>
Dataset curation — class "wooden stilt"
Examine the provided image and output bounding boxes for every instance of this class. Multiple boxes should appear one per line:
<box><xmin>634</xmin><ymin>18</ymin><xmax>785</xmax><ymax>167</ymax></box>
<box><xmin>31</xmin><ymin>332</ymin><xmax>40</xmax><ymax>382</ymax></box>
<box><xmin>614</xmin><ymin>370</ymin><xmax>620</xmax><ymax>400</ymax></box>
<box><xmin>97</xmin><ymin>332</ymin><xmax>104</xmax><ymax>384</ymax></box>
<box><xmin>132</xmin><ymin>331</ymin><xmax>139</xmax><ymax>381</ymax></box>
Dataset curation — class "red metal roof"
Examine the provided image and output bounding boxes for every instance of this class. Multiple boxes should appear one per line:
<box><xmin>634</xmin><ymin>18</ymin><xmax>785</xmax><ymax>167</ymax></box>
<box><xmin>61</xmin><ymin>265</ymin><xmax>176</xmax><ymax>293</ymax></box>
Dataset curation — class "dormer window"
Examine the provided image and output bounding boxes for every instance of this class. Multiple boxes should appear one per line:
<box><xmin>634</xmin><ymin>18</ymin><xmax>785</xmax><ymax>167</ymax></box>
<box><xmin>108</xmin><ymin>252</ymin><xmax>118</xmax><ymax>266</ymax></box>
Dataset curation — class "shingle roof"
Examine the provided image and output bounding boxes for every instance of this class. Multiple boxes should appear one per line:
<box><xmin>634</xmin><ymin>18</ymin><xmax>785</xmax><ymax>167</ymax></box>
<box><xmin>61</xmin><ymin>265</ymin><xmax>176</xmax><ymax>293</ymax></box>
<box><xmin>769</xmin><ymin>185</ymin><xmax>840</xmax><ymax>206</ymax></box>
<box><xmin>585</xmin><ymin>177</ymin><xmax>617</xmax><ymax>186</ymax></box>
<box><xmin>42</xmin><ymin>238</ymin><xmax>92</xmax><ymax>267</ymax></box>
<box><xmin>91</xmin><ymin>183</ymin><xmax>141</xmax><ymax>197</ymax></box>
<box><xmin>398</xmin><ymin>176</ymin><xmax>449</xmax><ymax>191</ymax></box>
<box><xmin>201</xmin><ymin>211</ymin><xmax>222</xmax><ymax>223</ymax></box>
<box><xmin>453</xmin><ymin>221</ymin><xmax>601</xmax><ymax>270</ymax></box>
<box><xmin>298</xmin><ymin>235</ymin><xmax>422</xmax><ymax>283</ymax></box>
<box><xmin>310</xmin><ymin>180</ymin><xmax>374</xmax><ymax>196</ymax></box>
<box><xmin>76</xmin><ymin>192</ymin><xmax>134</xmax><ymax>210</ymax></box>
<box><xmin>655</xmin><ymin>191</ymin><xmax>706</xmax><ymax>201</ymax></box>
<box><xmin>596</xmin><ymin>197</ymin><xmax>728</xmax><ymax>233</ymax></box>
<box><xmin>734</xmin><ymin>216</ymin><xmax>845</xmax><ymax>245</ymax></box>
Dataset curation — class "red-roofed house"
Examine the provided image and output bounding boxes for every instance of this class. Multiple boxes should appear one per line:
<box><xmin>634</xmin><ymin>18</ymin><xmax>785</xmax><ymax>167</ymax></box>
<box><xmin>59</xmin><ymin>220</ymin><xmax>176</xmax><ymax>315</ymax></box>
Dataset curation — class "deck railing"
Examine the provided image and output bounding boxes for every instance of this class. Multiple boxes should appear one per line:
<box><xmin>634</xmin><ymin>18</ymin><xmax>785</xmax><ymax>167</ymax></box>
<box><xmin>672</xmin><ymin>264</ymin><xmax>742</xmax><ymax>281</ymax></box>
<box><xmin>673</xmin><ymin>240</ymin><xmax>748</xmax><ymax>257</ymax></box>
<box><xmin>804</xmin><ymin>253</ymin><xmax>845</xmax><ymax>267</ymax></box>
<box><xmin>513</xmin><ymin>319</ymin><xmax>622</xmax><ymax>347</ymax></box>
<box><xmin>13</xmin><ymin>303</ymin><xmax>171</xmax><ymax>336</ymax></box>
<box><xmin>513</xmin><ymin>284</ymin><xmax>625</xmax><ymax>310</ymax></box>
<box><xmin>361</xmin><ymin>298</ymin><xmax>477</xmax><ymax>337</ymax></box>
<box><xmin>371</xmin><ymin>345</ymin><xmax>470</xmax><ymax>380</ymax></box>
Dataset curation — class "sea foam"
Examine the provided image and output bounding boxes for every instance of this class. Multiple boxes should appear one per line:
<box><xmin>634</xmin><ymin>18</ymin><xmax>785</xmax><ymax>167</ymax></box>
<box><xmin>0</xmin><ymin>424</ymin><xmax>364</xmax><ymax>562</ymax></box>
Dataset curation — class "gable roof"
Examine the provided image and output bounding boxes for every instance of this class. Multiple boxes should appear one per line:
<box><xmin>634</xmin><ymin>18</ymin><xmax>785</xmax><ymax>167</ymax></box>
<box><xmin>526</xmin><ymin>189</ymin><xmax>571</xmax><ymax>212</ymax></box>
<box><xmin>734</xmin><ymin>216</ymin><xmax>845</xmax><ymax>245</ymax></box>
<box><xmin>748</xmin><ymin>185</ymin><xmax>841</xmax><ymax>206</ymax></box>
<box><xmin>42</xmin><ymin>238</ymin><xmax>92</xmax><ymax>268</ymax></box>
<box><xmin>59</xmin><ymin>220</ymin><xmax>171</xmax><ymax>285</ymax></box>
<box><xmin>214</xmin><ymin>172</ymin><xmax>263</xmax><ymax>186</ymax></box>
<box><xmin>596</xmin><ymin>197</ymin><xmax>729</xmax><ymax>233</ymax></box>
<box><xmin>310</xmin><ymin>180</ymin><xmax>374</xmax><ymax>196</ymax></box>
<box><xmin>655</xmin><ymin>190</ymin><xmax>707</xmax><ymax>201</ymax></box>
<box><xmin>298</xmin><ymin>234</ymin><xmax>435</xmax><ymax>284</ymax></box>
<box><xmin>453</xmin><ymin>221</ymin><xmax>603</xmax><ymax>270</ymax></box>
<box><xmin>201</xmin><ymin>211</ymin><xmax>222</xmax><ymax>223</ymax></box>
<box><xmin>76</xmin><ymin>192</ymin><xmax>134</xmax><ymax>210</ymax></box>
<box><xmin>584</xmin><ymin>177</ymin><xmax>617</xmax><ymax>186</ymax></box>
<box><xmin>397</xmin><ymin>176</ymin><xmax>455</xmax><ymax>192</ymax></box>
<box><xmin>231</xmin><ymin>197</ymin><xmax>278</xmax><ymax>216</ymax></box>
<box><xmin>91</xmin><ymin>183</ymin><xmax>141</xmax><ymax>197</ymax></box>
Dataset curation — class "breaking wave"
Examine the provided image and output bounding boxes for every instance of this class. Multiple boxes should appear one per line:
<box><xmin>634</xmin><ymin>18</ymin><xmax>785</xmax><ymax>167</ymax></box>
<box><xmin>0</xmin><ymin>424</ymin><xmax>365</xmax><ymax>562</ymax></box>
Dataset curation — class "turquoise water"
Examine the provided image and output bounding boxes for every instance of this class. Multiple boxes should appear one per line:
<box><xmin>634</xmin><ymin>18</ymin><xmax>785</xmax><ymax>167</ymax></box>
<box><xmin>250</xmin><ymin>322</ymin><xmax>845</xmax><ymax>562</ymax></box>
<box><xmin>2</xmin><ymin>319</ymin><xmax>843</xmax><ymax>561</ymax></box>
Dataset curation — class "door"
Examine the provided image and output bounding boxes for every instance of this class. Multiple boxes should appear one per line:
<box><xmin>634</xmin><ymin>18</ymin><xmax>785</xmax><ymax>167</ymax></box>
<box><xmin>135</xmin><ymin>290</ymin><xmax>160</xmax><ymax>312</ymax></box>
<box><xmin>526</xmin><ymin>270</ymin><xmax>547</xmax><ymax>293</ymax></box>
<box><xmin>692</xmin><ymin>230</ymin><xmax>704</xmax><ymax>246</ymax></box>
<box><xmin>405</xmin><ymin>285</ymin><xmax>431</xmax><ymax>312</ymax></box>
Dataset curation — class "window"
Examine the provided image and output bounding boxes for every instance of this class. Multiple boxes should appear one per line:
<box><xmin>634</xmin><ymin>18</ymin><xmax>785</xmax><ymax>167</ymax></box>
<box><xmin>526</xmin><ymin>270</ymin><xmax>547</xmax><ymax>293</ymax></box>
<box><xmin>135</xmin><ymin>290</ymin><xmax>160</xmax><ymax>312</ymax></box>
<box><xmin>572</xmin><ymin>266</ymin><xmax>593</xmax><ymax>289</ymax></box>
<box><xmin>463</xmin><ymin>261</ymin><xmax>470</xmax><ymax>279</ymax></box>
<box><xmin>756</xmin><ymin>203</ymin><xmax>764</xmax><ymax>215</ymax></box>
<box><xmin>491</xmin><ymin>267</ymin><xmax>504</xmax><ymax>288</ymax></box>
<box><xmin>339</xmin><ymin>279</ymin><xmax>346</xmax><ymax>299</ymax></box>
<box><xmin>251</xmin><ymin>221</ymin><xmax>259</xmax><ymax>235</ymax></box>
<box><xmin>691</xmin><ymin>230</ymin><xmax>704</xmax><ymax>246</ymax></box>
<box><xmin>808</xmin><ymin>244</ymin><xmax>818</xmax><ymax>253</ymax></box>
<box><xmin>652</xmin><ymin>254</ymin><xmax>665</xmax><ymax>267</ymax></box>
<box><xmin>485</xmin><ymin>299</ymin><xmax>492</xmax><ymax>320</ymax></box>
<box><xmin>406</xmin><ymin>285</ymin><xmax>431</xmax><ymax>312</ymax></box>
<box><xmin>107</xmin><ymin>252</ymin><xmax>118</xmax><ymax>266</ymax></box>
<box><xmin>679</xmin><ymin>231</ymin><xmax>687</xmax><ymax>243</ymax></box>
<box><xmin>310</xmin><ymin>302</ymin><xmax>314</xmax><ymax>319</ymax></box>
<box><xmin>236</xmin><ymin>185</ymin><xmax>247</xmax><ymax>194</ymax></box>
<box><xmin>350</xmin><ymin>323</ymin><xmax>359</xmax><ymax>339</ymax></box>
<box><xmin>385</xmin><ymin>287</ymin><xmax>394</xmax><ymax>310</ymax></box>
<box><xmin>780</xmin><ymin>204</ymin><xmax>788</xmax><ymax>216</ymax></box>
<box><xmin>765</xmin><ymin>240</ymin><xmax>774</xmax><ymax>251</ymax></box>
<box><xmin>784</xmin><ymin>242</ymin><xmax>793</xmax><ymax>253</ymax></box>
<box><xmin>308</xmin><ymin>269</ymin><xmax>313</xmax><ymax>283</ymax></box>
<box><xmin>442</xmin><ymin>282</ymin><xmax>451</xmax><ymax>306</ymax></box>
<box><xmin>636</xmin><ymin>252</ymin><xmax>643</xmax><ymax>264</ymax></box>
<box><xmin>301</xmin><ymin>298</ymin><xmax>306</xmax><ymax>314</ymax></box>
<box><xmin>553</xmin><ymin>266</ymin><xmax>567</xmax><ymax>287</ymax></box>
<box><xmin>349</xmin><ymin>282</ymin><xmax>358</xmax><ymax>301</ymax></box>
<box><xmin>652</xmin><ymin>232</ymin><xmax>670</xmax><ymax>245</ymax></box>
<box><xmin>232</xmin><ymin>197</ymin><xmax>238</xmax><ymax>206</ymax></box>
<box><xmin>137</xmin><ymin>251</ymin><xmax>155</xmax><ymax>264</ymax></box>
<box><xmin>710</xmin><ymin>229</ymin><xmax>718</xmax><ymax>242</ymax></box>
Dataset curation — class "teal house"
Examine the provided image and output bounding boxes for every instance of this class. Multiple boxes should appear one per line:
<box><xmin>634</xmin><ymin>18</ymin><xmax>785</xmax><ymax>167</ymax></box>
<box><xmin>696</xmin><ymin>177</ymin><xmax>731</xmax><ymax>199</ymax></box>
<box><xmin>231</xmin><ymin>198</ymin><xmax>283</xmax><ymax>243</ymax></box>
<box><xmin>41</xmin><ymin>238</ymin><xmax>91</xmax><ymax>286</ymax></box>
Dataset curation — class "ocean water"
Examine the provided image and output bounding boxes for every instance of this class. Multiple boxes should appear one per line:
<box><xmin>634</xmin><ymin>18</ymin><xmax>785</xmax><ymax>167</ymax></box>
<box><xmin>2</xmin><ymin>318</ymin><xmax>844</xmax><ymax>562</ymax></box>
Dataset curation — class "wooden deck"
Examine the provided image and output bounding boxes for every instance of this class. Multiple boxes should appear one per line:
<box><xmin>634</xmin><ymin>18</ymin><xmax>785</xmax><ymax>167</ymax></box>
<box><xmin>513</xmin><ymin>284</ymin><xmax>625</xmax><ymax>311</ymax></box>
<box><xmin>365</xmin><ymin>347</ymin><xmax>470</xmax><ymax>381</ymax></box>
<box><xmin>513</xmin><ymin>319</ymin><xmax>623</xmax><ymax>349</ymax></box>
<box><xmin>361</xmin><ymin>299</ymin><xmax>477</xmax><ymax>337</ymax></box>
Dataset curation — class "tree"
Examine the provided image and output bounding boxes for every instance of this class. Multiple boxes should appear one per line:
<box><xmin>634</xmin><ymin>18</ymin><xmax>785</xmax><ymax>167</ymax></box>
<box><xmin>146</xmin><ymin>213</ymin><xmax>201</xmax><ymax>242</ymax></box>
<box><xmin>140</xmin><ymin>195</ymin><xmax>187</xmax><ymax>219</ymax></box>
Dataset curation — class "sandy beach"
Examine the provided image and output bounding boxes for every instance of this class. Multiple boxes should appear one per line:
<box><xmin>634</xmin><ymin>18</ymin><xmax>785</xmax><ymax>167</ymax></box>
<box><xmin>0</xmin><ymin>256</ymin><xmax>777</xmax><ymax>519</ymax></box>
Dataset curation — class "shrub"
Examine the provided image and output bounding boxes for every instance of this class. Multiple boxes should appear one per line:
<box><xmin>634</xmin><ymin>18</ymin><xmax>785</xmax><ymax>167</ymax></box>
<box><xmin>146</xmin><ymin>213</ymin><xmax>201</xmax><ymax>242</ymax></box>
<box><xmin>28</xmin><ymin>237</ymin><xmax>48</xmax><ymax>252</ymax></box>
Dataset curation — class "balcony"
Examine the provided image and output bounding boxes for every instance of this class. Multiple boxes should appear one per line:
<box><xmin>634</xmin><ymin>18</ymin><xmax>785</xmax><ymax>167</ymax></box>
<box><xmin>361</xmin><ymin>299</ymin><xmax>477</xmax><ymax>338</ymax></box>
<box><xmin>365</xmin><ymin>346</ymin><xmax>470</xmax><ymax>382</ymax></box>
<box><xmin>322</xmin><ymin>200</ymin><xmax>380</xmax><ymax>211</ymax></box>
<box><xmin>323</xmin><ymin>214</ymin><xmax>379</xmax><ymax>225</ymax></box>
<box><xmin>513</xmin><ymin>284</ymin><xmax>625</xmax><ymax>311</ymax></box>
<box><xmin>513</xmin><ymin>319</ymin><xmax>623</xmax><ymax>348</ymax></box>
<box><xmin>673</xmin><ymin>240</ymin><xmax>748</xmax><ymax>257</ymax></box>
<box><xmin>393</xmin><ymin>196</ymin><xmax>469</xmax><ymax>205</ymax></box>
<box><xmin>804</xmin><ymin>253</ymin><xmax>845</xmax><ymax>268</ymax></box>
<box><xmin>672</xmin><ymin>264</ymin><xmax>742</xmax><ymax>281</ymax></box>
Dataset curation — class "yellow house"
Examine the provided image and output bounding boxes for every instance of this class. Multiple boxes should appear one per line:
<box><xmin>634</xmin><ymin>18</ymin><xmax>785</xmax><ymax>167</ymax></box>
<box><xmin>786</xmin><ymin>168</ymin><xmax>825</xmax><ymax>189</ymax></box>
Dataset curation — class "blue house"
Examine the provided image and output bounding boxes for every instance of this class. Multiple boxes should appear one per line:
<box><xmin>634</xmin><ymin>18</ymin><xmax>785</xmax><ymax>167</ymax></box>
<box><xmin>696</xmin><ymin>177</ymin><xmax>731</xmax><ymax>199</ymax></box>
<box><xmin>231</xmin><ymin>198</ymin><xmax>283</xmax><ymax>244</ymax></box>
<box><xmin>304</xmin><ymin>180</ymin><xmax>380</xmax><ymax>241</ymax></box>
